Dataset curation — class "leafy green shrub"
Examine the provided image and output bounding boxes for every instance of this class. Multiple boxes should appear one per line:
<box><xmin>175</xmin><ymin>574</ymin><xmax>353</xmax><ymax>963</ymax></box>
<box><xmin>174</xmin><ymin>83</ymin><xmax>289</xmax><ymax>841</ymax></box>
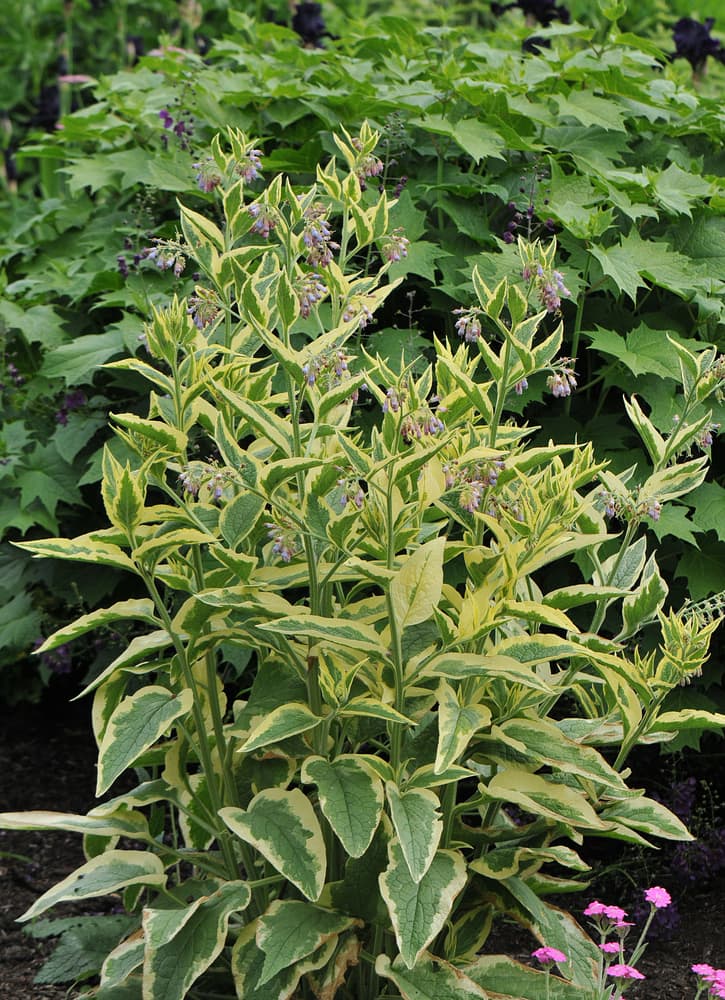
<box><xmin>2</xmin><ymin>126</ymin><xmax>723</xmax><ymax>999</ymax></box>
<box><xmin>2</xmin><ymin>4</ymin><xmax>724</xmax><ymax>705</ymax></box>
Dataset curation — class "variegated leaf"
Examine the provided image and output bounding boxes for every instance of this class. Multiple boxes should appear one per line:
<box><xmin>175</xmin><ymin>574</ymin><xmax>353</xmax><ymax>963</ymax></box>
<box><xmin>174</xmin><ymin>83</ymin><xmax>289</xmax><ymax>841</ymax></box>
<box><xmin>18</xmin><ymin>850</ymin><xmax>166</xmax><ymax>922</ymax></box>
<box><xmin>386</xmin><ymin>783</ymin><xmax>442</xmax><ymax>883</ymax></box>
<box><xmin>302</xmin><ymin>756</ymin><xmax>384</xmax><ymax>858</ymax></box>
<box><xmin>376</xmin><ymin>954</ymin><xmax>488</xmax><ymax>1000</ymax></box>
<box><xmin>435</xmin><ymin>680</ymin><xmax>491</xmax><ymax>774</ymax></box>
<box><xmin>256</xmin><ymin>900</ymin><xmax>359</xmax><ymax>985</ymax></box>
<box><xmin>220</xmin><ymin>789</ymin><xmax>326</xmax><ymax>900</ymax></box>
<box><xmin>379</xmin><ymin>841</ymin><xmax>466</xmax><ymax>968</ymax></box>
<box><xmin>97</xmin><ymin>686</ymin><xmax>193</xmax><ymax>795</ymax></box>
<box><xmin>143</xmin><ymin>881</ymin><xmax>251</xmax><ymax>1000</ymax></box>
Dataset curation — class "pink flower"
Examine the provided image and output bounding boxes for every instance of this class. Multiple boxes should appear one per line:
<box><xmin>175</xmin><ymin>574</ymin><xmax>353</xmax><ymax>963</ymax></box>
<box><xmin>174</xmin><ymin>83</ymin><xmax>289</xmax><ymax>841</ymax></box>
<box><xmin>692</xmin><ymin>964</ymin><xmax>715</xmax><ymax>979</ymax></box>
<box><xmin>608</xmin><ymin>964</ymin><xmax>645</xmax><ymax>980</ymax></box>
<box><xmin>532</xmin><ymin>946</ymin><xmax>568</xmax><ymax>966</ymax></box>
<box><xmin>584</xmin><ymin>900</ymin><xmax>607</xmax><ymax>916</ymax></box>
<box><xmin>600</xmin><ymin>942</ymin><xmax>620</xmax><ymax>954</ymax></box>
<box><xmin>644</xmin><ymin>886</ymin><xmax>671</xmax><ymax>908</ymax></box>
<box><xmin>603</xmin><ymin>905</ymin><xmax>628</xmax><ymax>922</ymax></box>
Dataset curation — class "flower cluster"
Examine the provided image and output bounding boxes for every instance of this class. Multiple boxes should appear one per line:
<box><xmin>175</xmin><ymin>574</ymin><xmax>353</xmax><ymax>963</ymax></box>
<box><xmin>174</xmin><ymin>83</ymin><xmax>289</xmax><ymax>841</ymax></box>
<box><xmin>693</xmin><ymin>964</ymin><xmax>725</xmax><ymax>998</ymax></box>
<box><xmin>146</xmin><ymin>239</ymin><xmax>187</xmax><ymax>276</ymax></box>
<box><xmin>265</xmin><ymin>519</ymin><xmax>297</xmax><ymax>563</ymax></box>
<box><xmin>443</xmin><ymin>458</ymin><xmax>505</xmax><ymax>514</ymax></box>
<box><xmin>453</xmin><ymin>307</ymin><xmax>482</xmax><ymax>343</ymax></box>
<box><xmin>351</xmin><ymin>136</ymin><xmax>384</xmax><ymax>183</ymax></box>
<box><xmin>491</xmin><ymin>0</ymin><xmax>570</xmax><ymax>27</ymax></box>
<box><xmin>672</xmin><ymin>17</ymin><xmax>725</xmax><ymax>75</ymax></box>
<box><xmin>234</xmin><ymin>147</ymin><xmax>263</xmax><ymax>183</ymax></box>
<box><xmin>178</xmin><ymin>463</ymin><xmax>230</xmax><ymax>502</ymax></box>
<box><xmin>698</xmin><ymin>422</ymin><xmax>720</xmax><ymax>450</ymax></box>
<box><xmin>6</xmin><ymin>361</ymin><xmax>24</xmax><ymax>387</ymax></box>
<box><xmin>381</xmin><ymin>228</ymin><xmax>410</xmax><ymax>263</ymax></box>
<box><xmin>292</xmin><ymin>1</ymin><xmax>327</xmax><ymax>47</ymax></box>
<box><xmin>248</xmin><ymin>202</ymin><xmax>277</xmax><ymax>239</ymax></box>
<box><xmin>382</xmin><ymin>385</ymin><xmax>406</xmax><ymax>414</ymax></box>
<box><xmin>301</xmin><ymin>204</ymin><xmax>339</xmax><ymax>267</ymax></box>
<box><xmin>297</xmin><ymin>273</ymin><xmax>328</xmax><ymax>319</ymax></box>
<box><xmin>531</xmin><ymin>946</ymin><xmax>567</xmax><ymax>967</ymax></box>
<box><xmin>336</xmin><ymin>476</ymin><xmax>365</xmax><ymax>510</ymax></box>
<box><xmin>55</xmin><ymin>389</ymin><xmax>87</xmax><ymax>426</ymax></box>
<box><xmin>546</xmin><ymin>358</ymin><xmax>577</xmax><ymax>398</ymax></box>
<box><xmin>33</xmin><ymin>638</ymin><xmax>73</xmax><ymax>676</ymax></box>
<box><xmin>399</xmin><ymin>406</ymin><xmax>446</xmax><ymax>444</ymax></box>
<box><xmin>302</xmin><ymin>348</ymin><xmax>352</xmax><ymax>392</ymax></box>
<box><xmin>342</xmin><ymin>295</ymin><xmax>375</xmax><ymax>330</ymax></box>
<box><xmin>193</xmin><ymin>157</ymin><xmax>224</xmax><ymax>194</ymax></box>
<box><xmin>159</xmin><ymin>107</ymin><xmax>194</xmax><ymax>150</ymax></box>
<box><xmin>187</xmin><ymin>287</ymin><xmax>222</xmax><ymax>330</ymax></box>
<box><xmin>598</xmin><ymin>488</ymin><xmax>663</xmax><ymax>524</ymax></box>
<box><xmin>523</xmin><ymin>261</ymin><xmax>571</xmax><ymax>313</ymax></box>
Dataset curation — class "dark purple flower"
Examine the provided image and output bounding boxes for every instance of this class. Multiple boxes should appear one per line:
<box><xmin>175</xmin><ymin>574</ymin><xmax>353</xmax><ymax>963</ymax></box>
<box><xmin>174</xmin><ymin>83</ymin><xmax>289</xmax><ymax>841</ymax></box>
<box><xmin>522</xmin><ymin>34</ymin><xmax>551</xmax><ymax>55</ymax></box>
<box><xmin>63</xmin><ymin>390</ymin><xmax>87</xmax><ymax>411</ymax></box>
<box><xmin>492</xmin><ymin>0</ymin><xmax>570</xmax><ymax>27</ymax></box>
<box><xmin>159</xmin><ymin>108</ymin><xmax>173</xmax><ymax>128</ymax></box>
<box><xmin>292</xmin><ymin>2</ymin><xmax>327</xmax><ymax>46</ymax></box>
<box><xmin>672</xmin><ymin>18</ymin><xmax>725</xmax><ymax>74</ymax></box>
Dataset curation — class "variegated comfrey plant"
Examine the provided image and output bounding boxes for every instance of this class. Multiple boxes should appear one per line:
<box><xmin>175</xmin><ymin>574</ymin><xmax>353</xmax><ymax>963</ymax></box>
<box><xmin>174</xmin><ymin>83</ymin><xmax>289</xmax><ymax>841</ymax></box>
<box><xmin>2</xmin><ymin>127</ymin><xmax>723</xmax><ymax>1000</ymax></box>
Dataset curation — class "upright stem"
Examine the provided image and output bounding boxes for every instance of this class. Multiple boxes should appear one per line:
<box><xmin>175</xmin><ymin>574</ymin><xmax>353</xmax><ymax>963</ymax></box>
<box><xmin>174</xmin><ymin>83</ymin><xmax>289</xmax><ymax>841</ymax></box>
<box><xmin>384</xmin><ymin>467</ymin><xmax>406</xmax><ymax>770</ymax></box>
<box><xmin>489</xmin><ymin>331</ymin><xmax>513</xmax><ymax>449</ymax></box>
<box><xmin>141</xmin><ymin>571</ymin><xmax>240</xmax><ymax>881</ymax></box>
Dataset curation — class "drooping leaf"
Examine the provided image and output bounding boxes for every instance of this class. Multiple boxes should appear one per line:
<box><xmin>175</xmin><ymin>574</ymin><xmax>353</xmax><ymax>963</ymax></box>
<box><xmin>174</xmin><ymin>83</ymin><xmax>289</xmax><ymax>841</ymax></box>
<box><xmin>376</xmin><ymin>954</ymin><xmax>488</xmax><ymax>1000</ymax></box>
<box><xmin>495</xmin><ymin>718</ymin><xmax>627</xmax><ymax>791</ymax></box>
<box><xmin>240</xmin><ymin>702</ymin><xmax>322</xmax><ymax>753</ymax></box>
<box><xmin>18</xmin><ymin>851</ymin><xmax>166</xmax><ymax>922</ymax></box>
<box><xmin>599</xmin><ymin>795</ymin><xmax>693</xmax><ymax>840</ymax></box>
<box><xmin>231</xmin><ymin>920</ymin><xmax>335</xmax><ymax>1000</ymax></box>
<box><xmin>386</xmin><ymin>783</ymin><xmax>442</xmax><ymax>883</ymax></box>
<box><xmin>256</xmin><ymin>900</ymin><xmax>358</xmax><ymax>986</ymax></box>
<box><xmin>98</xmin><ymin>930</ymin><xmax>145</xmax><ymax>992</ymax></box>
<box><xmin>220</xmin><ymin>789</ymin><xmax>326</xmax><ymax>900</ymax></box>
<box><xmin>476</xmin><ymin>877</ymin><xmax>600</xmax><ymax>988</ymax></box>
<box><xmin>302</xmin><ymin>756</ymin><xmax>384</xmax><ymax>858</ymax></box>
<box><xmin>483</xmin><ymin>769</ymin><xmax>607</xmax><ymax>830</ymax></box>
<box><xmin>97</xmin><ymin>686</ymin><xmax>193</xmax><ymax>795</ymax></box>
<box><xmin>464</xmin><ymin>954</ymin><xmax>596</xmax><ymax>1000</ymax></box>
<box><xmin>0</xmin><ymin>809</ymin><xmax>148</xmax><ymax>839</ymax></box>
<box><xmin>34</xmin><ymin>599</ymin><xmax>157</xmax><ymax>654</ymax></box>
<box><xmin>257</xmin><ymin>615</ymin><xmax>382</xmax><ymax>652</ymax></box>
<box><xmin>143</xmin><ymin>881</ymin><xmax>251</xmax><ymax>1000</ymax></box>
<box><xmin>379</xmin><ymin>841</ymin><xmax>466</xmax><ymax>968</ymax></box>
<box><xmin>16</xmin><ymin>533</ymin><xmax>136</xmax><ymax>572</ymax></box>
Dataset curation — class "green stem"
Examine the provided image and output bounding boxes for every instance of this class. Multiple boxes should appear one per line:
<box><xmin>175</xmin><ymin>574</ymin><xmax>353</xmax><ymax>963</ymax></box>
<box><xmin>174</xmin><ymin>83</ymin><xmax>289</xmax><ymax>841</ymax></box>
<box><xmin>613</xmin><ymin>691</ymin><xmax>665</xmax><ymax>771</ymax></box>
<box><xmin>565</xmin><ymin>257</ymin><xmax>590</xmax><ymax>416</ymax></box>
<box><xmin>489</xmin><ymin>331</ymin><xmax>513</xmax><ymax>449</ymax></box>
<box><xmin>140</xmin><ymin>570</ymin><xmax>239</xmax><ymax>882</ymax></box>
<box><xmin>384</xmin><ymin>468</ymin><xmax>406</xmax><ymax>771</ymax></box>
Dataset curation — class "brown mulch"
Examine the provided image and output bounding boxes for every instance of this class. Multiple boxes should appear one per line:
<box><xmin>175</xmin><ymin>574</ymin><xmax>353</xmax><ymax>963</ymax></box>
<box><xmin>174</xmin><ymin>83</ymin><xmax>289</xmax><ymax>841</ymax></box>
<box><xmin>1</xmin><ymin>691</ymin><xmax>724</xmax><ymax>999</ymax></box>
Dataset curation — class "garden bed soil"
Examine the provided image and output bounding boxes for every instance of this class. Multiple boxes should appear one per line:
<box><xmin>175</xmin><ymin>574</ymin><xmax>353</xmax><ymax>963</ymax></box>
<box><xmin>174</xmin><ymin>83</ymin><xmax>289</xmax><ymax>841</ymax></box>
<box><xmin>1</xmin><ymin>691</ymin><xmax>723</xmax><ymax>999</ymax></box>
